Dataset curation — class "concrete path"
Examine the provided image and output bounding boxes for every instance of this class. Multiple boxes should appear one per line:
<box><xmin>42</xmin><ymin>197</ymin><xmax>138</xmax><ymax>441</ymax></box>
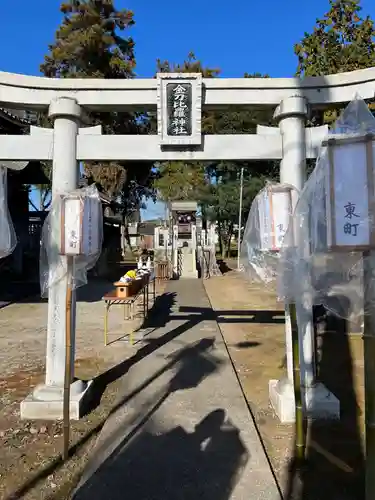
<box><xmin>73</xmin><ymin>279</ymin><xmax>282</xmax><ymax>500</ymax></box>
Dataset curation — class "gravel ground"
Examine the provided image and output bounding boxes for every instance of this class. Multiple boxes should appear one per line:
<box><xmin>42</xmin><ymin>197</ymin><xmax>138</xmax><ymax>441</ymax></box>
<box><xmin>0</xmin><ymin>278</ymin><xmax>165</xmax><ymax>500</ymax></box>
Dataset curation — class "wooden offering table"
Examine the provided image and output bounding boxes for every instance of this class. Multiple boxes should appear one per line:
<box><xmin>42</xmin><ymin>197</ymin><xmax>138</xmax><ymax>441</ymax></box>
<box><xmin>102</xmin><ymin>272</ymin><xmax>156</xmax><ymax>346</ymax></box>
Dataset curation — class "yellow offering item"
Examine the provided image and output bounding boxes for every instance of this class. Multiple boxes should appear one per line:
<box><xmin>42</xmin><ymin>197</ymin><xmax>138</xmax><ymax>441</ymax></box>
<box><xmin>125</xmin><ymin>269</ymin><xmax>137</xmax><ymax>279</ymax></box>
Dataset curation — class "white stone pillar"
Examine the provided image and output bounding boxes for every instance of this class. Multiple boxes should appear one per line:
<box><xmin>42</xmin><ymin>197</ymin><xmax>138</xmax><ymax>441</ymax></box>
<box><xmin>154</xmin><ymin>226</ymin><xmax>160</xmax><ymax>249</ymax></box>
<box><xmin>173</xmin><ymin>224</ymin><xmax>178</xmax><ymax>277</ymax></box>
<box><xmin>162</xmin><ymin>228</ymin><xmax>169</xmax><ymax>259</ymax></box>
<box><xmin>209</xmin><ymin>223</ymin><xmax>216</xmax><ymax>249</ymax></box>
<box><xmin>21</xmin><ymin>97</ymin><xmax>91</xmax><ymax>420</ymax></box>
<box><xmin>162</xmin><ymin>228</ymin><xmax>169</xmax><ymax>245</ymax></box>
<box><xmin>202</xmin><ymin>229</ymin><xmax>207</xmax><ymax>247</ymax></box>
<box><xmin>191</xmin><ymin>224</ymin><xmax>197</xmax><ymax>249</ymax></box>
<box><xmin>191</xmin><ymin>224</ymin><xmax>197</xmax><ymax>276</ymax></box>
<box><xmin>278</xmin><ymin>96</ymin><xmax>311</xmax><ymax>388</ymax></box>
<box><xmin>269</xmin><ymin>96</ymin><xmax>339</xmax><ymax>422</ymax></box>
<box><xmin>277</xmin><ymin>96</ymin><xmax>308</xmax><ymax>190</ymax></box>
<box><xmin>46</xmin><ymin>97</ymin><xmax>80</xmax><ymax>386</ymax></box>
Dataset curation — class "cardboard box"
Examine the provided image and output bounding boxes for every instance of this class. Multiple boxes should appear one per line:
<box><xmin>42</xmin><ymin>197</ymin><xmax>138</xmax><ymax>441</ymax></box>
<box><xmin>113</xmin><ymin>281</ymin><xmax>135</xmax><ymax>298</ymax></box>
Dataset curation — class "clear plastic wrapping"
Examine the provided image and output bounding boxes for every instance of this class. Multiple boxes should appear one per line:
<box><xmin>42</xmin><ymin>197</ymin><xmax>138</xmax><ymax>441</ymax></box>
<box><xmin>240</xmin><ymin>182</ymin><xmax>299</xmax><ymax>284</ymax></box>
<box><xmin>278</xmin><ymin>97</ymin><xmax>375</xmax><ymax>321</ymax></box>
<box><xmin>0</xmin><ymin>167</ymin><xmax>17</xmax><ymax>259</ymax></box>
<box><xmin>40</xmin><ymin>185</ymin><xmax>103</xmax><ymax>297</ymax></box>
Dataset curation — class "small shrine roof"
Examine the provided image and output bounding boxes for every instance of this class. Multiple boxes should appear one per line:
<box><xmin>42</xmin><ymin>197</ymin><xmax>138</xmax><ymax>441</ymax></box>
<box><xmin>0</xmin><ymin>107</ymin><xmax>36</xmax><ymax>126</ymax></box>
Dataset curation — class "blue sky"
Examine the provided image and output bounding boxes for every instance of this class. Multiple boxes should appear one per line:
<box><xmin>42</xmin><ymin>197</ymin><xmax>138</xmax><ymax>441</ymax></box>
<box><xmin>1</xmin><ymin>0</ymin><xmax>375</xmax><ymax>218</ymax></box>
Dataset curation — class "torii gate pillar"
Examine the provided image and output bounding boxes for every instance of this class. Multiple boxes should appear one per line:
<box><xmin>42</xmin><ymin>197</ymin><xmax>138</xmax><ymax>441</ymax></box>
<box><xmin>267</xmin><ymin>96</ymin><xmax>340</xmax><ymax>422</ymax></box>
<box><xmin>21</xmin><ymin>97</ymin><xmax>93</xmax><ymax>420</ymax></box>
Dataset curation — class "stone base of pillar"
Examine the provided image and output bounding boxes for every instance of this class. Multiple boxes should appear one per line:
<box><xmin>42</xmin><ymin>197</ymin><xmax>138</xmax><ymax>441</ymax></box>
<box><xmin>269</xmin><ymin>377</ymin><xmax>340</xmax><ymax>424</ymax></box>
<box><xmin>20</xmin><ymin>379</ymin><xmax>94</xmax><ymax>421</ymax></box>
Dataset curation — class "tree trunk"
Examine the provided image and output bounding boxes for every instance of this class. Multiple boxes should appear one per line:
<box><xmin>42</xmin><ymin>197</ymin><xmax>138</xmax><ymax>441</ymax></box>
<box><xmin>226</xmin><ymin>227</ymin><xmax>233</xmax><ymax>258</ymax></box>
<box><xmin>125</xmin><ymin>225</ymin><xmax>132</xmax><ymax>252</ymax></box>
<box><xmin>122</xmin><ymin>215</ymin><xmax>132</xmax><ymax>255</ymax></box>
<box><xmin>217</xmin><ymin>221</ymin><xmax>223</xmax><ymax>257</ymax></box>
<box><xmin>223</xmin><ymin>227</ymin><xmax>233</xmax><ymax>260</ymax></box>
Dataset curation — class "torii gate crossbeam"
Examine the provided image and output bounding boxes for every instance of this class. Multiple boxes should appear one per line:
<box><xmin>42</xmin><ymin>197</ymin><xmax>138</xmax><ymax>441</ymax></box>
<box><xmin>0</xmin><ymin>132</ymin><xmax>326</xmax><ymax>162</ymax></box>
<box><xmin>0</xmin><ymin>66</ymin><xmax>375</xmax><ymax>109</ymax></box>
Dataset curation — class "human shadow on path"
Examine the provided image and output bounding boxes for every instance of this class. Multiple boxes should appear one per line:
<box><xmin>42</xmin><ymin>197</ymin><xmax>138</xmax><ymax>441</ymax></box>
<box><xmin>73</xmin><ymin>409</ymin><xmax>249</xmax><ymax>500</ymax></box>
<box><xmin>72</xmin><ymin>335</ymin><xmax>249</xmax><ymax>500</ymax></box>
<box><xmin>74</xmin><ymin>336</ymin><xmax>223</xmax><ymax>485</ymax></box>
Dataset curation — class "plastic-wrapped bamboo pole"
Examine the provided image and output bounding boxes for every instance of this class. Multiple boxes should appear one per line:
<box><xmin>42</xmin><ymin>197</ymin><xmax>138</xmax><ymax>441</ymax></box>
<box><xmin>290</xmin><ymin>302</ymin><xmax>304</xmax><ymax>460</ymax></box>
<box><xmin>288</xmin><ymin>191</ymin><xmax>304</xmax><ymax>461</ymax></box>
<box><xmin>363</xmin><ymin>136</ymin><xmax>375</xmax><ymax>499</ymax></box>
<box><xmin>63</xmin><ymin>256</ymin><xmax>73</xmax><ymax>460</ymax></box>
<box><xmin>363</xmin><ymin>138</ymin><xmax>375</xmax><ymax>500</ymax></box>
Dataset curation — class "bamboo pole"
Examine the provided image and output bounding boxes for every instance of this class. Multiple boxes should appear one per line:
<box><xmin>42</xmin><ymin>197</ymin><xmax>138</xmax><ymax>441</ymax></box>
<box><xmin>290</xmin><ymin>302</ymin><xmax>305</xmax><ymax>461</ymax></box>
<box><xmin>363</xmin><ymin>251</ymin><xmax>375</xmax><ymax>499</ymax></box>
<box><xmin>363</xmin><ymin>135</ymin><xmax>375</xmax><ymax>499</ymax></box>
<box><xmin>63</xmin><ymin>256</ymin><xmax>73</xmax><ymax>460</ymax></box>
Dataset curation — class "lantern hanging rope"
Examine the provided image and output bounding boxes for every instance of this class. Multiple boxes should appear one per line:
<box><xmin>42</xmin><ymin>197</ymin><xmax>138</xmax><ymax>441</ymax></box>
<box><xmin>240</xmin><ymin>181</ymin><xmax>299</xmax><ymax>286</ymax></box>
<box><xmin>277</xmin><ymin>96</ymin><xmax>375</xmax><ymax>322</ymax></box>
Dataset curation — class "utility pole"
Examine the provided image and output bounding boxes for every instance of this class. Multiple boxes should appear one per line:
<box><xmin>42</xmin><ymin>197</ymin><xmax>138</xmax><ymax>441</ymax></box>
<box><xmin>164</xmin><ymin>200</ymin><xmax>168</xmax><ymax>227</ymax></box>
<box><xmin>237</xmin><ymin>167</ymin><xmax>244</xmax><ymax>269</ymax></box>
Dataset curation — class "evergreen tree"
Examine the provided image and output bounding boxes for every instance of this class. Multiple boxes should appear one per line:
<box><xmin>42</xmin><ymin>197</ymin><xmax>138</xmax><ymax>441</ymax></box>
<box><xmin>294</xmin><ymin>0</ymin><xmax>375</xmax><ymax>124</ymax></box>
<box><xmin>41</xmin><ymin>0</ymin><xmax>154</xmax><ymax>211</ymax></box>
<box><xmin>295</xmin><ymin>0</ymin><xmax>375</xmax><ymax>77</ymax></box>
<box><xmin>41</xmin><ymin>0</ymin><xmax>136</xmax><ymax>79</ymax></box>
<box><xmin>154</xmin><ymin>162</ymin><xmax>206</xmax><ymax>203</ymax></box>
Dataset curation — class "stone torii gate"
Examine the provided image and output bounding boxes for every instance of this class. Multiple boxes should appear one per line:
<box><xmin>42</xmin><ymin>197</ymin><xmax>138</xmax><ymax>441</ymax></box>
<box><xmin>0</xmin><ymin>68</ymin><xmax>373</xmax><ymax>421</ymax></box>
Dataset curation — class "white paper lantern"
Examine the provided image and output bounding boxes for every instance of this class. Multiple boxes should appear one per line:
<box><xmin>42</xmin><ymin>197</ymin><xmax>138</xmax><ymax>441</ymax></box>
<box><xmin>258</xmin><ymin>185</ymin><xmax>295</xmax><ymax>252</ymax></box>
<box><xmin>326</xmin><ymin>135</ymin><xmax>374</xmax><ymax>251</ymax></box>
<box><xmin>59</xmin><ymin>195</ymin><xmax>101</xmax><ymax>257</ymax></box>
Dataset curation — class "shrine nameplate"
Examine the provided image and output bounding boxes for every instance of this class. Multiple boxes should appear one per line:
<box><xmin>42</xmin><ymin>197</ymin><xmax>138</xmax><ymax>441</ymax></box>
<box><xmin>166</xmin><ymin>83</ymin><xmax>192</xmax><ymax>137</ymax></box>
<box><xmin>157</xmin><ymin>73</ymin><xmax>202</xmax><ymax>146</ymax></box>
